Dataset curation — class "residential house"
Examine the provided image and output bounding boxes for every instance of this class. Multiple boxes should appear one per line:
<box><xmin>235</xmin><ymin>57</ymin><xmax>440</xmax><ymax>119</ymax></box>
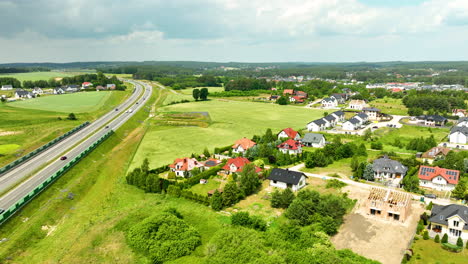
<box><xmin>107</xmin><ymin>84</ymin><xmax>116</xmax><ymax>90</ymax></box>
<box><xmin>421</xmin><ymin>147</ymin><xmax>451</xmax><ymax>164</ymax></box>
<box><xmin>14</xmin><ymin>89</ymin><xmax>33</xmax><ymax>99</ymax></box>
<box><xmin>32</xmin><ymin>87</ymin><xmax>43</xmax><ymax>95</ymax></box>
<box><xmin>232</xmin><ymin>137</ymin><xmax>256</xmax><ymax>154</ymax></box>
<box><xmin>169</xmin><ymin>157</ymin><xmax>203</xmax><ymax>177</ymax></box>
<box><xmin>278</xmin><ymin>128</ymin><xmax>301</xmax><ymax>140</ymax></box>
<box><xmin>321</xmin><ymin>97</ymin><xmax>338</xmax><ymax>108</ymax></box>
<box><xmin>283</xmin><ymin>89</ymin><xmax>294</xmax><ymax>95</ymax></box>
<box><xmin>365</xmin><ymin>187</ymin><xmax>412</xmax><ymax>222</ymax></box>
<box><xmin>221</xmin><ymin>157</ymin><xmax>261</xmax><ymax>175</ymax></box>
<box><xmin>331</xmin><ymin>111</ymin><xmax>345</xmax><ymax>122</ymax></box>
<box><xmin>65</xmin><ymin>85</ymin><xmax>79</xmax><ymax>93</ymax></box>
<box><xmin>267</xmin><ymin>168</ymin><xmax>307</xmax><ymax>192</ymax></box>
<box><xmin>323</xmin><ymin>114</ymin><xmax>338</xmax><ymax>127</ymax></box>
<box><xmin>277</xmin><ymin>139</ymin><xmax>302</xmax><ymax>155</ymax></box>
<box><xmin>418</xmin><ymin>166</ymin><xmax>459</xmax><ymax>191</ymax></box>
<box><xmin>331</xmin><ymin>93</ymin><xmax>346</xmax><ymax>104</ymax></box>
<box><xmin>456</xmin><ymin>117</ymin><xmax>468</xmax><ymax>127</ymax></box>
<box><xmin>290</xmin><ymin>96</ymin><xmax>305</xmax><ymax>103</ymax></box>
<box><xmin>416</xmin><ymin>115</ymin><xmax>448</xmax><ymax>127</ymax></box>
<box><xmin>82</xmin><ymin>82</ymin><xmax>93</xmax><ymax>89</ymax></box>
<box><xmin>449</xmin><ymin>126</ymin><xmax>468</xmax><ymax>144</ymax></box>
<box><xmin>348</xmin><ymin>100</ymin><xmax>367</xmax><ymax>110</ymax></box>
<box><xmin>203</xmin><ymin>158</ymin><xmax>222</xmax><ymax>170</ymax></box>
<box><xmin>307</xmin><ymin>118</ymin><xmax>327</xmax><ymax>132</ymax></box>
<box><xmin>295</xmin><ymin>91</ymin><xmax>308</xmax><ymax>98</ymax></box>
<box><xmin>372</xmin><ymin>155</ymin><xmax>408</xmax><ymax>184</ymax></box>
<box><xmin>452</xmin><ymin>109</ymin><xmax>467</xmax><ymax>118</ymax></box>
<box><xmin>428</xmin><ymin>204</ymin><xmax>468</xmax><ymax>244</ymax></box>
<box><xmin>355</xmin><ymin>113</ymin><xmax>369</xmax><ymax>123</ymax></box>
<box><xmin>342</xmin><ymin>118</ymin><xmax>361</xmax><ymax>131</ymax></box>
<box><xmin>96</xmin><ymin>85</ymin><xmax>106</xmax><ymax>91</ymax></box>
<box><xmin>301</xmin><ymin>133</ymin><xmax>325</xmax><ymax>148</ymax></box>
<box><xmin>269</xmin><ymin>95</ymin><xmax>280</xmax><ymax>101</ymax></box>
<box><xmin>1</xmin><ymin>84</ymin><xmax>13</xmax><ymax>90</ymax></box>
<box><xmin>362</xmin><ymin>107</ymin><xmax>381</xmax><ymax>121</ymax></box>
<box><xmin>54</xmin><ymin>87</ymin><xmax>65</xmax><ymax>94</ymax></box>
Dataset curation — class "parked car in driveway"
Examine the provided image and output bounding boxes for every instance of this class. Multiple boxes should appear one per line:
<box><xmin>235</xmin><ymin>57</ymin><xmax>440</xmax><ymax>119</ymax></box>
<box><xmin>424</xmin><ymin>193</ymin><xmax>437</xmax><ymax>199</ymax></box>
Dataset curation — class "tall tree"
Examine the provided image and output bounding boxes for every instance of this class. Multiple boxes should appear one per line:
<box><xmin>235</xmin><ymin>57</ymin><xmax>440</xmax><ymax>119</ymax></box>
<box><xmin>211</xmin><ymin>190</ymin><xmax>223</xmax><ymax>211</ymax></box>
<box><xmin>200</xmin><ymin>88</ymin><xmax>208</xmax><ymax>100</ymax></box>
<box><xmin>362</xmin><ymin>163</ymin><xmax>374</xmax><ymax>181</ymax></box>
<box><xmin>192</xmin><ymin>88</ymin><xmax>200</xmax><ymax>101</ymax></box>
<box><xmin>222</xmin><ymin>181</ymin><xmax>240</xmax><ymax>207</ymax></box>
<box><xmin>239</xmin><ymin>163</ymin><xmax>261</xmax><ymax>196</ymax></box>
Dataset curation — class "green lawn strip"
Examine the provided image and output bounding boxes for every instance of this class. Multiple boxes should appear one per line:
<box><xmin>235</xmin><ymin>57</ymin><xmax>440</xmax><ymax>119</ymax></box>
<box><xmin>369</xmin><ymin>97</ymin><xmax>408</xmax><ymax>115</ymax></box>
<box><xmin>408</xmin><ymin>238</ymin><xmax>468</xmax><ymax>264</ymax></box>
<box><xmin>0</xmin><ymin>72</ymin><xmax>74</xmax><ymax>82</ymax></box>
<box><xmin>0</xmin><ymin>85</ymin><xmax>158</xmax><ymax>263</ymax></box>
<box><xmin>131</xmin><ymin>100</ymin><xmax>327</xmax><ymax>169</ymax></box>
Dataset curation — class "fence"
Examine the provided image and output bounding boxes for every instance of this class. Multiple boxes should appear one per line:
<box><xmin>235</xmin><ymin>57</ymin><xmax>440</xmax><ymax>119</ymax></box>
<box><xmin>0</xmin><ymin>122</ymin><xmax>90</xmax><ymax>175</ymax></box>
<box><xmin>0</xmin><ymin>130</ymin><xmax>114</xmax><ymax>226</ymax></box>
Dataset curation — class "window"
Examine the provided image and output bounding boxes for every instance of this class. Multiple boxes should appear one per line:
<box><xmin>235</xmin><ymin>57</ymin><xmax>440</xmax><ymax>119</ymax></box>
<box><xmin>273</xmin><ymin>180</ymin><xmax>277</xmax><ymax>184</ymax></box>
<box><xmin>449</xmin><ymin>228</ymin><xmax>462</xmax><ymax>237</ymax></box>
<box><xmin>453</xmin><ymin>220</ymin><xmax>460</xmax><ymax>227</ymax></box>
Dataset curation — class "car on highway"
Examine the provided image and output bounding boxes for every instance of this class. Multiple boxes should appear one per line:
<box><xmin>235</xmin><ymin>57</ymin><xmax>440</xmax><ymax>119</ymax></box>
<box><xmin>60</xmin><ymin>156</ymin><xmax>67</xmax><ymax>161</ymax></box>
<box><xmin>0</xmin><ymin>208</ymin><xmax>5</xmax><ymax>214</ymax></box>
<box><xmin>115</xmin><ymin>108</ymin><xmax>118</xmax><ymax>111</ymax></box>
<box><xmin>424</xmin><ymin>193</ymin><xmax>437</xmax><ymax>199</ymax></box>
<box><xmin>105</xmin><ymin>125</ymin><xmax>109</xmax><ymax>129</ymax></box>
<box><xmin>136</xmin><ymin>102</ymin><xmax>139</xmax><ymax>104</ymax></box>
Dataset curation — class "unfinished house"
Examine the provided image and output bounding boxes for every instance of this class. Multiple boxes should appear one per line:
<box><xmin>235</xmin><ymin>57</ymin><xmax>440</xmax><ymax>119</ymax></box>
<box><xmin>365</xmin><ymin>187</ymin><xmax>412</xmax><ymax>222</ymax></box>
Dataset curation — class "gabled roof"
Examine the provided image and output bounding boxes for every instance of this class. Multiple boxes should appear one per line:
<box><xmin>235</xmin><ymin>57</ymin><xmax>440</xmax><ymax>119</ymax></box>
<box><xmin>311</xmin><ymin>118</ymin><xmax>326</xmax><ymax>126</ymax></box>
<box><xmin>331</xmin><ymin>93</ymin><xmax>343</xmax><ymax>100</ymax></box>
<box><xmin>302</xmin><ymin>133</ymin><xmax>325</xmax><ymax>144</ymax></box>
<box><xmin>232</xmin><ymin>138</ymin><xmax>256</xmax><ymax>150</ymax></box>
<box><xmin>346</xmin><ymin>118</ymin><xmax>360</xmax><ymax>125</ymax></box>
<box><xmin>450</xmin><ymin>126</ymin><xmax>468</xmax><ymax>136</ymax></box>
<box><xmin>277</xmin><ymin>139</ymin><xmax>301</xmax><ymax>150</ymax></box>
<box><xmin>458</xmin><ymin>117</ymin><xmax>468</xmax><ymax>123</ymax></box>
<box><xmin>267</xmin><ymin>168</ymin><xmax>306</xmax><ymax>185</ymax></box>
<box><xmin>82</xmin><ymin>82</ymin><xmax>92</xmax><ymax>85</ymax></box>
<box><xmin>204</xmin><ymin>158</ymin><xmax>221</xmax><ymax>167</ymax></box>
<box><xmin>324</xmin><ymin>115</ymin><xmax>337</xmax><ymax>122</ymax></box>
<box><xmin>292</xmin><ymin>96</ymin><xmax>304</xmax><ymax>102</ymax></box>
<box><xmin>322</xmin><ymin>97</ymin><xmax>337</xmax><ymax>103</ymax></box>
<box><xmin>417</xmin><ymin>115</ymin><xmax>447</xmax><ymax>122</ymax></box>
<box><xmin>107</xmin><ymin>83</ymin><xmax>116</xmax><ymax>88</ymax></box>
<box><xmin>332</xmin><ymin>110</ymin><xmax>345</xmax><ymax>117</ymax></box>
<box><xmin>2</xmin><ymin>84</ymin><xmax>13</xmax><ymax>88</ymax></box>
<box><xmin>279</xmin><ymin>128</ymin><xmax>299</xmax><ymax>139</ymax></box>
<box><xmin>430</xmin><ymin>204</ymin><xmax>468</xmax><ymax>230</ymax></box>
<box><xmin>283</xmin><ymin>89</ymin><xmax>294</xmax><ymax>95</ymax></box>
<box><xmin>422</xmin><ymin>147</ymin><xmax>451</xmax><ymax>159</ymax></box>
<box><xmin>418</xmin><ymin>166</ymin><xmax>459</xmax><ymax>185</ymax></box>
<box><xmin>222</xmin><ymin>157</ymin><xmax>261</xmax><ymax>173</ymax></box>
<box><xmin>67</xmin><ymin>85</ymin><xmax>79</xmax><ymax>89</ymax></box>
<box><xmin>363</xmin><ymin>107</ymin><xmax>381</xmax><ymax>112</ymax></box>
<box><xmin>15</xmin><ymin>89</ymin><xmax>30</xmax><ymax>96</ymax></box>
<box><xmin>357</xmin><ymin>113</ymin><xmax>368</xmax><ymax>120</ymax></box>
<box><xmin>54</xmin><ymin>87</ymin><xmax>64</xmax><ymax>91</ymax></box>
<box><xmin>349</xmin><ymin>99</ymin><xmax>366</xmax><ymax>105</ymax></box>
<box><xmin>169</xmin><ymin>157</ymin><xmax>202</xmax><ymax>171</ymax></box>
<box><xmin>372</xmin><ymin>155</ymin><xmax>407</xmax><ymax>174</ymax></box>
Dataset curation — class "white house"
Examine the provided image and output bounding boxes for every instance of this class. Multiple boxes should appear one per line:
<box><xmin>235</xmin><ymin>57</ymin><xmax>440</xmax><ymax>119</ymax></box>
<box><xmin>65</xmin><ymin>85</ymin><xmax>79</xmax><ymax>93</ymax></box>
<box><xmin>331</xmin><ymin>111</ymin><xmax>345</xmax><ymax>122</ymax></box>
<box><xmin>372</xmin><ymin>155</ymin><xmax>408</xmax><ymax>185</ymax></box>
<box><xmin>428</xmin><ymin>204</ymin><xmax>468</xmax><ymax>244</ymax></box>
<box><xmin>362</xmin><ymin>107</ymin><xmax>381</xmax><ymax>121</ymax></box>
<box><xmin>452</xmin><ymin>109</ymin><xmax>467</xmax><ymax>118</ymax></box>
<box><xmin>1</xmin><ymin>85</ymin><xmax>13</xmax><ymax>91</ymax></box>
<box><xmin>456</xmin><ymin>117</ymin><xmax>468</xmax><ymax>128</ymax></box>
<box><xmin>449</xmin><ymin>126</ymin><xmax>468</xmax><ymax>144</ymax></box>
<box><xmin>14</xmin><ymin>89</ymin><xmax>33</xmax><ymax>99</ymax></box>
<box><xmin>278</xmin><ymin>128</ymin><xmax>301</xmax><ymax>140</ymax></box>
<box><xmin>232</xmin><ymin>138</ymin><xmax>256</xmax><ymax>154</ymax></box>
<box><xmin>342</xmin><ymin>118</ymin><xmax>361</xmax><ymax>131</ymax></box>
<box><xmin>307</xmin><ymin>119</ymin><xmax>327</xmax><ymax>132</ymax></box>
<box><xmin>221</xmin><ymin>157</ymin><xmax>261</xmax><ymax>175</ymax></box>
<box><xmin>321</xmin><ymin>97</ymin><xmax>338</xmax><ymax>108</ymax></box>
<box><xmin>82</xmin><ymin>82</ymin><xmax>93</xmax><ymax>89</ymax></box>
<box><xmin>169</xmin><ymin>157</ymin><xmax>203</xmax><ymax>177</ymax></box>
<box><xmin>54</xmin><ymin>87</ymin><xmax>65</xmax><ymax>94</ymax></box>
<box><xmin>323</xmin><ymin>114</ymin><xmax>338</xmax><ymax>127</ymax></box>
<box><xmin>355</xmin><ymin>113</ymin><xmax>369</xmax><ymax>123</ymax></box>
<box><xmin>277</xmin><ymin>139</ymin><xmax>302</xmax><ymax>155</ymax></box>
<box><xmin>31</xmin><ymin>87</ymin><xmax>44</xmax><ymax>95</ymax></box>
<box><xmin>348</xmin><ymin>100</ymin><xmax>367</xmax><ymax>110</ymax></box>
<box><xmin>267</xmin><ymin>168</ymin><xmax>307</xmax><ymax>192</ymax></box>
<box><xmin>301</xmin><ymin>133</ymin><xmax>325</xmax><ymax>148</ymax></box>
<box><xmin>418</xmin><ymin>166</ymin><xmax>459</xmax><ymax>192</ymax></box>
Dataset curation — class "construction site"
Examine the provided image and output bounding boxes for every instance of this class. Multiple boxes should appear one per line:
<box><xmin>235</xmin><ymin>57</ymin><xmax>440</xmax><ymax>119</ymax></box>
<box><xmin>365</xmin><ymin>187</ymin><xmax>412</xmax><ymax>222</ymax></box>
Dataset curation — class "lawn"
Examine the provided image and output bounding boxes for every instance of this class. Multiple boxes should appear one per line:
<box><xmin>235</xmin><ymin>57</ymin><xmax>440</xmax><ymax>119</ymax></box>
<box><xmin>178</xmin><ymin>87</ymin><xmax>224</xmax><ymax>95</ymax></box>
<box><xmin>130</xmin><ymin>100</ymin><xmax>327</xmax><ymax>169</ymax></box>
<box><xmin>10</xmin><ymin>91</ymin><xmax>112</xmax><ymax>113</ymax></box>
<box><xmin>408</xmin><ymin>238</ymin><xmax>468</xmax><ymax>264</ymax></box>
<box><xmin>0</xmin><ymin>71</ymin><xmax>74</xmax><ymax>82</ymax></box>
<box><xmin>189</xmin><ymin>178</ymin><xmax>222</xmax><ymax>196</ymax></box>
<box><xmin>369</xmin><ymin>97</ymin><xmax>408</xmax><ymax>115</ymax></box>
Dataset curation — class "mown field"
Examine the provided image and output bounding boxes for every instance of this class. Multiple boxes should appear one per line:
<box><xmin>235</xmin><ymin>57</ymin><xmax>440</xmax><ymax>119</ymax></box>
<box><xmin>10</xmin><ymin>92</ymin><xmax>112</xmax><ymax>113</ymax></box>
<box><xmin>130</xmin><ymin>99</ymin><xmax>327</xmax><ymax>169</ymax></box>
<box><xmin>163</xmin><ymin>86</ymin><xmax>225</xmax><ymax>105</ymax></box>
<box><xmin>408</xmin><ymin>238</ymin><xmax>468</xmax><ymax>264</ymax></box>
<box><xmin>0</xmin><ymin>71</ymin><xmax>74</xmax><ymax>82</ymax></box>
<box><xmin>369</xmin><ymin>97</ymin><xmax>408</xmax><ymax>115</ymax></box>
<box><xmin>0</xmin><ymin>89</ymin><xmax>131</xmax><ymax>166</ymax></box>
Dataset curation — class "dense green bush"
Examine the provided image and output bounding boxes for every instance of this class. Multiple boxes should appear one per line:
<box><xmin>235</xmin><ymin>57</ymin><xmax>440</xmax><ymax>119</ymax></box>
<box><xmin>271</xmin><ymin>188</ymin><xmax>295</xmax><ymax>208</ymax></box>
<box><xmin>127</xmin><ymin>213</ymin><xmax>201</xmax><ymax>263</ymax></box>
<box><xmin>442</xmin><ymin>243</ymin><xmax>462</xmax><ymax>253</ymax></box>
<box><xmin>231</xmin><ymin>212</ymin><xmax>267</xmax><ymax>231</ymax></box>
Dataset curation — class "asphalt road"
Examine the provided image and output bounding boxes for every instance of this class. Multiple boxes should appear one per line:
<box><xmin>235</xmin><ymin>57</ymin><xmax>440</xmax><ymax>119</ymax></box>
<box><xmin>0</xmin><ymin>80</ymin><xmax>152</xmax><ymax>210</ymax></box>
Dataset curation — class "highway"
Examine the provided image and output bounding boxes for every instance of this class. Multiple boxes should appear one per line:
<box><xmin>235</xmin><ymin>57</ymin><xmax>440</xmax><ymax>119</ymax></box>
<box><xmin>0</xmin><ymin>80</ymin><xmax>152</xmax><ymax>210</ymax></box>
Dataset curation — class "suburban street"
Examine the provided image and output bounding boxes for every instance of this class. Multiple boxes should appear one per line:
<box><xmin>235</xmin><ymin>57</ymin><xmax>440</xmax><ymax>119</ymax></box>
<box><xmin>0</xmin><ymin>80</ymin><xmax>152</xmax><ymax>211</ymax></box>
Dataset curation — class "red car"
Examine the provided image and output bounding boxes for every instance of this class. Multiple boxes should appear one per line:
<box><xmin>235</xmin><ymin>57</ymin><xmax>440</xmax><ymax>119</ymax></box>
<box><xmin>60</xmin><ymin>156</ymin><xmax>67</xmax><ymax>161</ymax></box>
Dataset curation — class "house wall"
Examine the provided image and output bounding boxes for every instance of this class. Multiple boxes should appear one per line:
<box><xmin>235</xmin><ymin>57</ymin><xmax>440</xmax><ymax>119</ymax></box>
<box><xmin>270</xmin><ymin>180</ymin><xmax>288</xmax><ymax>189</ymax></box>
<box><xmin>456</xmin><ymin>121</ymin><xmax>468</xmax><ymax>128</ymax></box>
<box><xmin>307</xmin><ymin>123</ymin><xmax>321</xmax><ymax>132</ymax></box>
<box><xmin>233</xmin><ymin>146</ymin><xmax>245</xmax><ymax>154</ymax></box>
<box><xmin>419</xmin><ymin>179</ymin><xmax>455</xmax><ymax>191</ymax></box>
<box><xmin>342</xmin><ymin>122</ymin><xmax>356</xmax><ymax>131</ymax></box>
<box><xmin>365</xmin><ymin>198</ymin><xmax>410</xmax><ymax>222</ymax></box>
<box><xmin>450</xmin><ymin>132</ymin><xmax>467</xmax><ymax>144</ymax></box>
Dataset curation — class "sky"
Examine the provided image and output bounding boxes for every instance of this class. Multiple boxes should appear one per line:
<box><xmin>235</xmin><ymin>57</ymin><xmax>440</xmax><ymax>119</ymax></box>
<box><xmin>1</xmin><ymin>0</ymin><xmax>468</xmax><ymax>63</ymax></box>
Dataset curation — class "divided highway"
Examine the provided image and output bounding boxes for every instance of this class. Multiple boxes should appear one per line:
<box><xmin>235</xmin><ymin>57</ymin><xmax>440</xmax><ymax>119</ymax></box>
<box><xmin>0</xmin><ymin>80</ymin><xmax>152</xmax><ymax>210</ymax></box>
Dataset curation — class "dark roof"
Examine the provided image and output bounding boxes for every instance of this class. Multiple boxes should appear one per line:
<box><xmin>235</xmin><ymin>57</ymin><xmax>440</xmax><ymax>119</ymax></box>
<box><xmin>322</xmin><ymin>97</ymin><xmax>336</xmax><ymax>102</ymax></box>
<box><xmin>267</xmin><ymin>168</ymin><xmax>306</xmax><ymax>185</ymax></box>
<box><xmin>67</xmin><ymin>85</ymin><xmax>79</xmax><ymax>89</ymax></box>
<box><xmin>429</xmin><ymin>204</ymin><xmax>468</xmax><ymax>230</ymax></box>
<box><xmin>302</xmin><ymin>133</ymin><xmax>325</xmax><ymax>144</ymax></box>
<box><xmin>372</xmin><ymin>155</ymin><xmax>408</xmax><ymax>174</ymax></box>
<box><xmin>324</xmin><ymin>115</ymin><xmax>337</xmax><ymax>122</ymax></box>
<box><xmin>363</xmin><ymin>107</ymin><xmax>381</xmax><ymax>112</ymax></box>
<box><xmin>332</xmin><ymin>110</ymin><xmax>344</xmax><ymax>117</ymax></box>
<box><xmin>205</xmin><ymin>160</ymin><xmax>218</xmax><ymax>167</ymax></box>
<box><xmin>347</xmin><ymin>118</ymin><xmax>360</xmax><ymax>124</ymax></box>
<box><xmin>15</xmin><ymin>89</ymin><xmax>29</xmax><ymax>96</ymax></box>
<box><xmin>458</xmin><ymin>117</ymin><xmax>468</xmax><ymax>123</ymax></box>
<box><xmin>450</xmin><ymin>126</ymin><xmax>468</xmax><ymax>136</ymax></box>
<box><xmin>357</xmin><ymin>113</ymin><xmax>368</xmax><ymax>119</ymax></box>
<box><xmin>331</xmin><ymin>94</ymin><xmax>343</xmax><ymax>99</ymax></box>
<box><xmin>311</xmin><ymin>118</ymin><xmax>326</xmax><ymax>126</ymax></box>
<box><xmin>2</xmin><ymin>84</ymin><xmax>13</xmax><ymax>88</ymax></box>
<box><xmin>417</xmin><ymin>115</ymin><xmax>447</xmax><ymax>122</ymax></box>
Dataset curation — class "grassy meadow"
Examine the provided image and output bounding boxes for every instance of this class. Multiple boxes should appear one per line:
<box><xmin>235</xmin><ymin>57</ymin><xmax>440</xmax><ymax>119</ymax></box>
<box><xmin>130</xmin><ymin>99</ymin><xmax>327</xmax><ymax>169</ymax></box>
<box><xmin>163</xmin><ymin>87</ymin><xmax>225</xmax><ymax>105</ymax></box>
<box><xmin>408</xmin><ymin>238</ymin><xmax>468</xmax><ymax>264</ymax></box>
<box><xmin>0</xmin><ymin>71</ymin><xmax>74</xmax><ymax>82</ymax></box>
<box><xmin>369</xmin><ymin>97</ymin><xmax>408</xmax><ymax>115</ymax></box>
<box><xmin>10</xmin><ymin>92</ymin><xmax>112</xmax><ymax>113</ymax></box>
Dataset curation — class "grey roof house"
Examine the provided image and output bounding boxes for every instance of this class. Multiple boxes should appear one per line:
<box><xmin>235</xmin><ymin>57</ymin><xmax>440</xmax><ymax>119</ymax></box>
<box><xmin>301</xmin><ymin>133</ymin><xmax>325</xmax><ymax>148</ymax></box>
<box><xmin>372</xmin><ymin>155</ymin><xmax>408</xmax><ymax>183</ymax></box>
<box><xmin>267</xmin><ymin>168</ymin><xmax>307</xmax><ymax>191</ymax></box>
<box><xmin>428</xmin><ymin>204</ymin><xmax>468</xmax><ymax>244</ymax></box>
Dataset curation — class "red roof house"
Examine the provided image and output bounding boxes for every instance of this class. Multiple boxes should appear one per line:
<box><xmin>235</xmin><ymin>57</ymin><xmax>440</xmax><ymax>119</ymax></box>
<box><xmin>222</xmin><ymin>157</ymin><xmax>261</xmax><ymax>175</ymax></box>
<box><xmin>418</xmin><ymin>166</ymin><xmax>460</xmax><ymax>191</ymax></box>
<box><xmin>283</xmin><ymin>89</ymin><xmax>294</xmax><ymax>95</ymax></box>
<box><xmin>290</xmin><ymin>96</ymin><xmax>305</xmax><ymax>103</ymax></box>
<box><xmin>232</xmin><ymin>138</ymin><xmax>256</xmax><ymax>154</ymax></box>
<box><xmin>277</xmin><ymin>139</ymin><xmax>302</xmax><ymax>155</ymax></box>
<box><xmin>169</xmin><ymin>157</ymin><xmax>203</xmax><ymax>177</ymax></box>
<box><xmin>278</xmin><ymin>128</ymin><xmax>300</xmax><ymax>140</ymax></box>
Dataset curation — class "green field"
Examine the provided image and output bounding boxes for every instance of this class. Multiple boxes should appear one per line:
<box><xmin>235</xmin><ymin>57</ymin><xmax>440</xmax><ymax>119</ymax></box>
<box><xmin>0</xmin><ymin>71</ymin><xmax>73</xmax><ymax>82</ymax></box>
<box><xmin>10</xmin><ymin>92</ymin><xmax>112</xmax><ymax>113</ymax></box>
<box><xmin>163</xmin><ymin>87</ymin><xmax>225</xmax><ymax>105</ymax></box>
<box><xmin>408</xmin><ymin>238</ymin><xmax>468</xmax><ymax>264</ymax></box>
<box><xmin>131</xmin><ymin>100</ymin><xmax>326</xmax><ymax>169</ymax></box>
<box><xmin>369</xmin><ymin>97</ymin><xmax>408</xmax><ymax>115</ymax></box>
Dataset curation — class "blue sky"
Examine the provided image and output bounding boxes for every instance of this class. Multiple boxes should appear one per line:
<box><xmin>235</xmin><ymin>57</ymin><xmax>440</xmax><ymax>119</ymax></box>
<box><xmin>0</xmin><ymin>0</ymin><xmax>468</xmax><ymax>62</ymax></box>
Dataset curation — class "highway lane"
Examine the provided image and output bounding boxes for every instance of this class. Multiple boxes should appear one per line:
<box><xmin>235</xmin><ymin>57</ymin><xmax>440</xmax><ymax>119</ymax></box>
<box><xmin>0</xmin><ymin>80</ymin><xmax>144</xmax><ymax>193</ymax></box>
<box><xmin>0</xmin><ymin>80</ymin><xmax>152</xmax><ymax>210</ymax></box>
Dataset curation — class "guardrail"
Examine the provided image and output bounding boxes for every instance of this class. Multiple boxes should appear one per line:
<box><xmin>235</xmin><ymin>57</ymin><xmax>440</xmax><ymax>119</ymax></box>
<box><xmin>0</xmin><ymin>130</ymin><xmax>114</xmax><ymax>226</ymax></box>
<box><xmin>0</xmin><ymin>122</ymin><xmax>90</xmax><ymax>175</ymax></box>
